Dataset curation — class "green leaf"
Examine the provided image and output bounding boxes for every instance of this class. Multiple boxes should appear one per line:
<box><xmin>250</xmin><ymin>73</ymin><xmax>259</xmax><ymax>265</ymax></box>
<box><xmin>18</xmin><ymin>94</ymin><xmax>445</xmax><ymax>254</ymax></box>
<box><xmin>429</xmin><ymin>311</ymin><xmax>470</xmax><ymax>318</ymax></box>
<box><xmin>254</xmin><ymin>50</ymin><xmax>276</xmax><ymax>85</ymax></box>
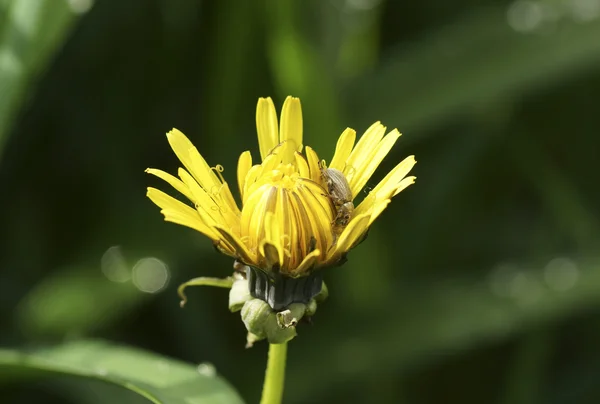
<box><xmin>0</xmin><ymin>340</ymin><xmax>245</xmax><ymax>404</ymax></box>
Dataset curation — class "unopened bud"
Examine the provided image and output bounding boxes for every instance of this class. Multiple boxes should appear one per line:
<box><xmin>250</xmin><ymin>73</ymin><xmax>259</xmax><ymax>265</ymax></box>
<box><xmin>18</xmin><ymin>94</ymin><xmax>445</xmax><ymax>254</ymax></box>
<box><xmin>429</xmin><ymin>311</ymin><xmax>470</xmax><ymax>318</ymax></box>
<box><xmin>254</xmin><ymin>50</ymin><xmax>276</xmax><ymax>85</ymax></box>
<box><xmin>241</xmin><ymin>299</ymin><xmax>272</xmax><ymax>339</ymax></box>
<box><xmin>228</xmin><ymin>272</ymin><xmax>252</xmax><ymax>312</ymax></box>
<box><xmin>315</xmin><ymin>281</ymin><xmax>328</xmax><ymax>303</ymax></box>
<box><xmin>305</xmin><ymin>299</ymin><xmax>318</xmax><ymax>317</ymax></box>
<box><xmin>246</xmin><ymin>332</ymin><xmax>263</xmax><ymax>349</ymax></box>
<box><xmin>240</xmin><ymin>298</ymin><xmax>300</xmax><ymax>345</ymax></box>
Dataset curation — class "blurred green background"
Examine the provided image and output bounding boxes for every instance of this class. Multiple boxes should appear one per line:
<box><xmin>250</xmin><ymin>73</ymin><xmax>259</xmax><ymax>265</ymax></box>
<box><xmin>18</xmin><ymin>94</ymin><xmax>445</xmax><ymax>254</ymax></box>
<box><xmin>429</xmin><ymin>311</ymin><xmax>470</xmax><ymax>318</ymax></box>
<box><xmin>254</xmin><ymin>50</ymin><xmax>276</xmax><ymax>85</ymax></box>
<box><xmin>2</xmin><ymin>0</ymin><xmax>600</xmax><ymax>403</ymax></box>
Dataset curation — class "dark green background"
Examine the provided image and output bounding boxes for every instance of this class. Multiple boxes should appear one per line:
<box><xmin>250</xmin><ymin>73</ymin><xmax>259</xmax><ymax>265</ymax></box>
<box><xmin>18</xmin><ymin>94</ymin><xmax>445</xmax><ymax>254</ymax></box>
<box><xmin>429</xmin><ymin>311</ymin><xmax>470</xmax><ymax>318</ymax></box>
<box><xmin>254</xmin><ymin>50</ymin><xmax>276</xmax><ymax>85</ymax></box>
<box><xmin>2</xmin><ymin>0</ymin><xmax>600</xmax><ymax>403</ymax></box>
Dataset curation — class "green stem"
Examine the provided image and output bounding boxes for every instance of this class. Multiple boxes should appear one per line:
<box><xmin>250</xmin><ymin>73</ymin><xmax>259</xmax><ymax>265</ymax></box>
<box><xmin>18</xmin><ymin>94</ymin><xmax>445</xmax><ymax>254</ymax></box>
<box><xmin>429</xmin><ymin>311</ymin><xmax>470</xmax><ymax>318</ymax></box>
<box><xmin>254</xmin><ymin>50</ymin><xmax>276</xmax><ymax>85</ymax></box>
<box><xmin>260</xmin><ymin>342</ymin><xmax>288</xmax><ymax>404</ymax></box>
<box><xmin>177</xmin><ymin>276</ymin><xmax>234</xmax><ymax>307</ymax></box>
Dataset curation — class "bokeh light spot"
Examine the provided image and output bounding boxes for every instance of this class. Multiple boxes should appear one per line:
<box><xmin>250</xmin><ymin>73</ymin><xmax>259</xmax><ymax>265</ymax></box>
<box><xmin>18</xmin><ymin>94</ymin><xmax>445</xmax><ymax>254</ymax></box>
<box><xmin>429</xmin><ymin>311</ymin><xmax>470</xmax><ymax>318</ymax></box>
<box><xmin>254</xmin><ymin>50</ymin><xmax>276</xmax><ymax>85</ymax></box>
<box><xmin>132</xmin><ymin>257</ymin><xmax>170</xmax><ymax>294</ymax></box>
<box><xmin>544</xmin><ymin>257</ymin><xmax>579</xmax><ymax>291</ymax></box>
<box><xmin>507</xmin><ymin>0</ymin><xmax>544</xmax><ymax>32</ymax></box>
<box><xmin>197</xmin><ymin>362</ymin><xmax>217</xmax><ymax>378</ymax></box>
<box><xmin>101</xmin><ymin>246</ymin><xmax>130</xmax><ymax>283</ymax></box>
<box><xmin>67</xmin><ymin>0</ymin><xmax>94</xmax><ymax>14</ymax></box>
<box><xmin>570</xmin><ymin>0</ymin><xmax>600</xmax><ymax>22</ymax></box>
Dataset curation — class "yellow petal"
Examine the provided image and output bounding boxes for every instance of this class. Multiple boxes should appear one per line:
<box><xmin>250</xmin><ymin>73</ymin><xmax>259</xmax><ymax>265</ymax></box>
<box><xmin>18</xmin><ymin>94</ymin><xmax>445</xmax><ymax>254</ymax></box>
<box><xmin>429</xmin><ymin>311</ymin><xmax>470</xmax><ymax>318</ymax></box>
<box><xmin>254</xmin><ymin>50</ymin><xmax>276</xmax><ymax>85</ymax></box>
<box><xmin>370</xmin><ymin>156</ymin><xmax>416</xmax><ymax>199</ymax></box>
<box><xmin>177</xmin><ymin>169</ymin><xmax>218</xmax><ymax>213</ymax></box>
<box><xmin>304</xmin><ymin>146</ymin><xmax>322</xmax><ymax>183</ymax></box>
<box><xmin>327</xmin><ymin>212</ymin><xmax>371</xmax><ymax>262</ymax></box>
<box><xmin>348</xmin><ymin>129</ymin><xmax>401</xmax><ymax>198</ymax></box>
<box><xmin>290</xmin><ymin>249</ymin><xmax>321</xmax><ymax>276</ymax></box>
<box><xmin>166</xmin><ymin>129</ymin><xmax>240</xmax><ymax>218</ymax></box>
<box><xmin>256</xmin><ymin>97</ymin><xmax>279</xmax><ymax>161</ymax></box>
<box><xmin>162</xmin><ymin>209</ymin><xmax>217</xmax><ymax>239</ymax></box>
<box><xmin>344</xmin><ymin>122</ymin><xmax>386</xmax><ymax>183</ymax></box>
<box><xmin>218</xmin><ymin>182</ymin><xmax>241</xmax><ymax>217</ymax></box>
<box><xmin>187</xmin><ymin>151</ymin><xmax>240</xmax><ymax>218</ymax></box>
<box><xmin>328</xmin><ymin>128</ymin><xmax>356</xmax><ymax>171</ymax></box>
<box><xmin>146</xmin><ymin>187</ymin><xmax>218</xmax><ymax>239</ymax></box>
<box><xmin>260</xmin><ymin>241</ymin><xmax>281</xmax><ymax>270</ymax></box>
<box><xmin>147</xmin><ymin>187</ymin><xmax>191</xmax><ymax>214</ymax></box>
<box><xmin>300</xmin><ymin>180</ymin><xmax>335</xmax><ymax>219</ymax></box>
<box><xmin>177</xmin><ymin>168</ymin><xmax>238</xmax><ymax>231</ymax></box>
<box><xmin>260</xmin><ymin>151</ymin><xmax>284</xmax><ymax>176</ymax></box>
<box><xmin>237</xmin><ymin>152</ymin><xmax>252</xmax><ymax>200</ymax></box>
<box><xmin>364</xmin><ymin>178</ymin><xmax>416</xmax><ymax>227</ymax></box>
<box><xmin>367</xmin><ymin>198</ymin><xmax>391</xmax><ymax>227</ymax></box>
<box><xmin>241</xmin><ymin>185</ymin><xmax>276</xmax><ymax>255</ymax></box>
<box><xmin>292</xmin><ymin>182</ymin><xmax>334</xmax><ymax>262</ymax></box>
<box><xmin>145</xmin><ymin>168</ymin><xmax>193</xmax><ymax>201</ymax></box>
<box><xmin>273</xmin><ymin>188</ymin><xmax>292</xmax><ymax>266</ymax></box>
<box><xmin>294</xmin><ymin>152</ymin><xmax>310</xmax><ymax>179</ymax></box>
<box><xmin>393</xmin><ymin>176</ymin><xmax>416</xmax><ymax>197</ymax></box>
<box><xmin>166</xmin><ymin>129</ymin><xmax>220</xmax><ymax>190</ymax></box>
<box><xmin>267</xmin><ymin>139</ymin><xmax>297</xmax><ymax>167</ymax></box>
<box><xmin>286</xmin><ymin>192</ymin><xmax>315</xmax><ymax>258</ymax></box>
<box><xmin>212</xmin><ymin>224</ymin><xmax>255</xmax><ymax>264</ymax></box>
<box><xmin>263</xmin><ymin>212</ymin><xmax>284</xmax><ymax>268</ymax></box>
<box><xmin>354</xmin><ymin>192</ymin><xmax>377</xmax><ymax>217</ymax></box>
<box><xmin>279</xmin><ymin>96</ymin><xmax>303</xmax><ymax>162</ymax></box>
<box><xmin>242</xmin><ymin>165</ymin><xmax>262</xmax><ymax>205</ymax></box>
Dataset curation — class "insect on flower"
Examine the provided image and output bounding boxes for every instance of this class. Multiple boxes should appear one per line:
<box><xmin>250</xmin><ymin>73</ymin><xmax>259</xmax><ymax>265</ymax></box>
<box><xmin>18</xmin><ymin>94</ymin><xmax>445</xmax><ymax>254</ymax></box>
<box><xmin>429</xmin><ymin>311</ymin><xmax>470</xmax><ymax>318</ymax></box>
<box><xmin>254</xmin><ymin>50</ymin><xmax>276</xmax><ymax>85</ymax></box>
<box><xmin>319</xmin><ymin>162</ymin><xmax>354</xmax><ymax>232</ymax></box>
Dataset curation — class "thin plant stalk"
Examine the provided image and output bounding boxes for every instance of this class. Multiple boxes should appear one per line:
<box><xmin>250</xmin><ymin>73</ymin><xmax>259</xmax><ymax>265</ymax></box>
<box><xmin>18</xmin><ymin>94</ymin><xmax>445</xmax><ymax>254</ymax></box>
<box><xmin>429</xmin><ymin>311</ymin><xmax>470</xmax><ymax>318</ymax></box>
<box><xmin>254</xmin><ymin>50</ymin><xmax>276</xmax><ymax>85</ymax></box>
<box><xmin>260</xmin><ymin>342</ymin><xmax>288</xmax><ymax>404</ymax></box>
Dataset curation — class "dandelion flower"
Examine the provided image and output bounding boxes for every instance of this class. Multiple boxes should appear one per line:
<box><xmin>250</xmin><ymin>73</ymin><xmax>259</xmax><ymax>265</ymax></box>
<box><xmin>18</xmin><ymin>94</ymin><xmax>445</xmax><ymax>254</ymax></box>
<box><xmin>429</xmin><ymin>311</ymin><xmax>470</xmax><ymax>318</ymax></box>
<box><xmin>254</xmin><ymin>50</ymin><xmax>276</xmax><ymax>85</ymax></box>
<box><xmin>146</xmin><ymin>96</ymin><xmax>416</xmax><ymax>309</ymax></box>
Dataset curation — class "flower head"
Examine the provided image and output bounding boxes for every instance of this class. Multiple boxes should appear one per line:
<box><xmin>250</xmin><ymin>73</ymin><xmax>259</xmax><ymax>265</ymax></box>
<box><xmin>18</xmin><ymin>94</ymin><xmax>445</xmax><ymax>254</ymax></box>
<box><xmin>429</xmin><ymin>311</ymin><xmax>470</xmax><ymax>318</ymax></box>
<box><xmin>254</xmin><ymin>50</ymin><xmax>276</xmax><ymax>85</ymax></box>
<box><xmin>146</xmin><ymin>96</ymin><xmax>416</xmax><ymax>278</ymax></box>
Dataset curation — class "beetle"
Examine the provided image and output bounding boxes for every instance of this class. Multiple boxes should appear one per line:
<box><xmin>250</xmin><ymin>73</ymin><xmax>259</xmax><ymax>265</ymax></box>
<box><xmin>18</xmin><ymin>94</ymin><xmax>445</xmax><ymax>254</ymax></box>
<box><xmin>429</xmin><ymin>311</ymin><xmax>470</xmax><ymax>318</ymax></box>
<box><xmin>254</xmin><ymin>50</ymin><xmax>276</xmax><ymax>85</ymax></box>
<box><xmin>320</xmin><ymin>165</ymin><xmax>354</xmax><ymax>230</ymax></box>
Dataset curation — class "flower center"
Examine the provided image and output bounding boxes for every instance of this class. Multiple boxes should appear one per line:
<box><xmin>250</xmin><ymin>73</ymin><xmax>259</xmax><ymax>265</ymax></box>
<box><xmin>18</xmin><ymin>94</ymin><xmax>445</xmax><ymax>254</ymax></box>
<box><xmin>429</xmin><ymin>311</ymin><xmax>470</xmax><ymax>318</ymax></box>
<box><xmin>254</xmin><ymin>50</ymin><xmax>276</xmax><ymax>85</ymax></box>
<box><xmin>240</xmin><ymin>162</ymin><xmax>335</xmax><ymax>275</ymax></box>
<box><xmin>267</xmin><ymin>163</ymin><xmax>298</xmax><ymax>189</ymax></box>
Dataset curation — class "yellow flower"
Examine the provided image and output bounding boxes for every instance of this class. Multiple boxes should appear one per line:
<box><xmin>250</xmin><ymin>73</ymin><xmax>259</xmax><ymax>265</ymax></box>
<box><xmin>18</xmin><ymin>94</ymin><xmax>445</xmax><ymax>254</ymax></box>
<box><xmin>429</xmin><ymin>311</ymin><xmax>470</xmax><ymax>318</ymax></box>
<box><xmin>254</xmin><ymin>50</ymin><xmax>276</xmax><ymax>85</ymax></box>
<box><xmin>146</xmin><ymin>96</ymin><xmax>416</xmax><ymax>277</ymax></box>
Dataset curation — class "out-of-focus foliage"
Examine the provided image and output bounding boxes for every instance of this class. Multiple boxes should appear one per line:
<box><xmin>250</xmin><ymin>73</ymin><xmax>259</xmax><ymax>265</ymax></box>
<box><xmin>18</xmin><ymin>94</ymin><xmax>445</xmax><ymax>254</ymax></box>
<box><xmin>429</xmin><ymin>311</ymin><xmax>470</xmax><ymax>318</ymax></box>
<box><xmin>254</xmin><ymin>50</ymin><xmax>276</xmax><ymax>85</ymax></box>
<box><xmin>0</xmin><ymin>0</ymin><xmax>76</xmax><ymax>154</ymax></box>
<box><xmin>1</xmin><ymin>0</ymin><xmax>600</xmax><ymax>403</ymax></box>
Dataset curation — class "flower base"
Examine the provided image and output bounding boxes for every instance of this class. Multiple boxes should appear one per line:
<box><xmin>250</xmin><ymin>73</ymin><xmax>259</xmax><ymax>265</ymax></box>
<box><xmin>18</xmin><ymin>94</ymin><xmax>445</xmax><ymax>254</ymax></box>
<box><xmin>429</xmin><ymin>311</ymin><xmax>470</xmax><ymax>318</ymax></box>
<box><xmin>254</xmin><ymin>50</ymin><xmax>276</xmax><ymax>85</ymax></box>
<box><xmin>246</xmin><ymin>266</ymin><xmax>323</xmax><ymax>311</ymax></box>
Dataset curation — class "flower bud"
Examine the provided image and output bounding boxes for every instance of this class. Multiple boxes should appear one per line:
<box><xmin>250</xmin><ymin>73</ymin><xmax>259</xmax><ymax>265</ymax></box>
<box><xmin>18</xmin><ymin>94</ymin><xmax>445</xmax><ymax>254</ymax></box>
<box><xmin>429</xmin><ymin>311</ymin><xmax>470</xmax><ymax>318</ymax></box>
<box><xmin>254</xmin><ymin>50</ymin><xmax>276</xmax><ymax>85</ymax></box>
<box><xmin>305</xmin><ymin>299</ymin><xmax>318</xmax><ymax>317</ymax></box>
<box><xmin>228</xmin><ymin>272</ymin><xmax>252</xmax><ymax>312</ymax></box>
<box><xmin>240</xmin><ymin>298</ymin><xmax>304</xmax><ymax>345</ymax></box>
<box><xmin>241</xmin><ymin>299</ymin><xmax>272</xmax><ymax>339</ymax></box>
